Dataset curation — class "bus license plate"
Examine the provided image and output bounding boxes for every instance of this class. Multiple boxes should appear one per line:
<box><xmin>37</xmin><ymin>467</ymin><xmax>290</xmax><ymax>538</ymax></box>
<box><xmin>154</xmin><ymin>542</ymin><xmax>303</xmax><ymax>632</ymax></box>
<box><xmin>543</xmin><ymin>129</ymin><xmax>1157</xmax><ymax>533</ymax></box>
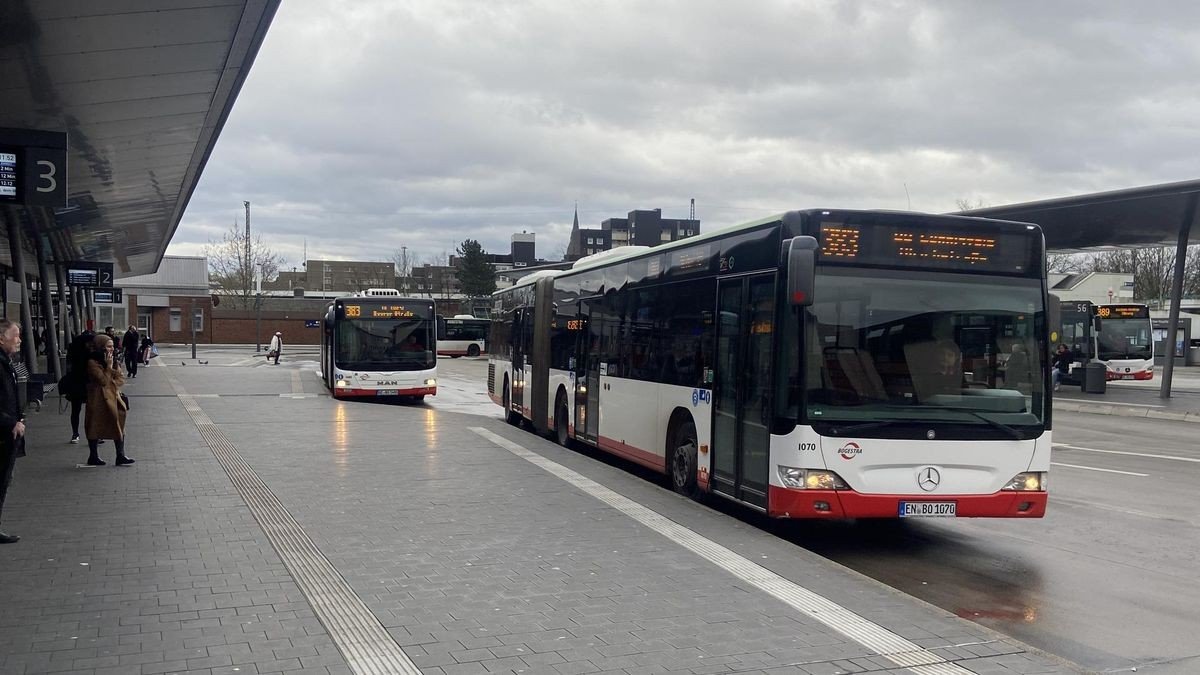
<box><xmin>899</xmin><ymin>501</ymin><xmax>956</xmax><ymax>518</ymax></box>
<box><xmin>378</xmin><ymin>389</ymin><xmax>398</xmax><ymax>396</ymax></box>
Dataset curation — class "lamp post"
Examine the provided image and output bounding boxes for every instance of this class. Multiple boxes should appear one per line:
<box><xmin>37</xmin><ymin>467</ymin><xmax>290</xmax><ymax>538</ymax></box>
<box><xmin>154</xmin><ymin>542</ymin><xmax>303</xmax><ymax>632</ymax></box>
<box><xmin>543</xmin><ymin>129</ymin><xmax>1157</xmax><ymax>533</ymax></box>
<box><xmin>255</xmin><ymin>263</ymin><xmax>265</xmax><ymax>352</ymax></box>
<box><xmin>190</xmin><ymin>297</ymin><xmax>197</xmax><ymax>360</ymax></box>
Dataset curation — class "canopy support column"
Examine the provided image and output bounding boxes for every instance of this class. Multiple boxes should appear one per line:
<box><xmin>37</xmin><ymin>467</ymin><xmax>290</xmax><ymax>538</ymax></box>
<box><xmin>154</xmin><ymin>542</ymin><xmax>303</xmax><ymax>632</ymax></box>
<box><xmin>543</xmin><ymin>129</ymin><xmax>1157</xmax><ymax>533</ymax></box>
<box><xmin>1159</xmin><ymin>193</ymin><xmax>1198</xmax><ymax>399</ymax></box>
<box><xmin>32</xmin><ymin>233</ymin><xmax>62</xmax><ymax>383</ymax></box>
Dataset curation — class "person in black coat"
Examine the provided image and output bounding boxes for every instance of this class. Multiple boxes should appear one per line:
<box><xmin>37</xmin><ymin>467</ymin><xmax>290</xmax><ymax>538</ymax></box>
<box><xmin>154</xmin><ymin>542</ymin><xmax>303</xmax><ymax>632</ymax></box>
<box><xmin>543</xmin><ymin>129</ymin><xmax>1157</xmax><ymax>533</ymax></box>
<box><xmin>63</xmin><ymin>330</ymin><xmax>96</xmax><ymax>443</ymax></box>
<box><xmin>0</xmin><ymin>318</ymin><xmax>28</xmax><ymax>544</ymax></box>
<box><xmin>122</xmin><ymin>326</ymin><xmax>141</xmax><ymax>378</ymax></box>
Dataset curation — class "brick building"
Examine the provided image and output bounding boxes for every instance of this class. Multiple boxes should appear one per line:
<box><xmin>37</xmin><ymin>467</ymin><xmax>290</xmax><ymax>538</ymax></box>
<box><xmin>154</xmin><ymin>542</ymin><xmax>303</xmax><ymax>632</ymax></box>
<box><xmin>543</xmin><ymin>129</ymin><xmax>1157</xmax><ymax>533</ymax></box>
<box><xmin>566</xmin><ymin>207</ymin><xmax>700</xmax><ymax>261</ymax></box>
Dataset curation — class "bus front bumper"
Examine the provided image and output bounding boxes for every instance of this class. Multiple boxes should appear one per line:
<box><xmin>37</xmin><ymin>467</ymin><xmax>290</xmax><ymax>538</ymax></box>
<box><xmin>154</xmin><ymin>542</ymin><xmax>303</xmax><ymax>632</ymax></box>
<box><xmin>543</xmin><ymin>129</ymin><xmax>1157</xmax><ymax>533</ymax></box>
<box><xmin>767</xmin><ymin>486</ymin><xmax>1047</xmax><ymax>519</ymax></box>
<box><xmin>334</xmin><ymin>386</ymin><xmax>437</xmax><ymax>398</ymax></box>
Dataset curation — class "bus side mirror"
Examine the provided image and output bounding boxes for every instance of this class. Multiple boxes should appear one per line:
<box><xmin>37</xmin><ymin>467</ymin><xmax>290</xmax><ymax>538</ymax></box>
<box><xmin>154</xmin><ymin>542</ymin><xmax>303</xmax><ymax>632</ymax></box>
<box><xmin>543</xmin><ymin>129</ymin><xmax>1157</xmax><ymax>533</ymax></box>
<box><xmin>1093</xmin><ymin>316</ymin><xmax>1103</xmax><ymax>332</ymax></box>
<box><xmin>786</xmin><ymin>236</ymin><xmax>818</xmax><ymax>307</ymax></box>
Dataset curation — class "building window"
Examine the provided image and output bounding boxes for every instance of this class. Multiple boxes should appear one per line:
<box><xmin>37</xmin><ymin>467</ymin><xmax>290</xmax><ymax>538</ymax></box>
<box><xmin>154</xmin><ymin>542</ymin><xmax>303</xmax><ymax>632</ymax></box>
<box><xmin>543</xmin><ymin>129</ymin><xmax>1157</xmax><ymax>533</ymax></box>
<box><xmin>587</xmin><ymin>237</ymin><xmax>594</xmax><ymax>245</ymax></box>
<box><xmin>169</xmin><ymin>308</ymin><xmax>182</xmax><ymax>332</ymax></box>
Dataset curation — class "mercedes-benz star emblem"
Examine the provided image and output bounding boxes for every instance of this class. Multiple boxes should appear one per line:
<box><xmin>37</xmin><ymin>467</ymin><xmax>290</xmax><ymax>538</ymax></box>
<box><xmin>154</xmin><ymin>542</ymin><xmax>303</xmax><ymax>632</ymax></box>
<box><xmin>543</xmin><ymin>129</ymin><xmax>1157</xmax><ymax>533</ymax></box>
<box><xmin>926</xmin><ymin>429</ymin><xmax>936</xmax><ymax>440</ymax></box>
<box><xmin>917</xmin><ymin>467</ymin><xmax>941</xmax><ymax>492</ymax></box>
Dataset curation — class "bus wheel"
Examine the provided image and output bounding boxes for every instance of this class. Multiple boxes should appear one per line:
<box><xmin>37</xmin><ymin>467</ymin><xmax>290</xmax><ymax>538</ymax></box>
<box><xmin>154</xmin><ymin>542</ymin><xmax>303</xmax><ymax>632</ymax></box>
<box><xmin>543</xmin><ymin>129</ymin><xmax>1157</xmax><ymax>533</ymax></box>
<box><xmin>503</xmin><ymin>383</ymin><xmax>520</xmax><ymax>426</ymax></box>
<box><xmin>554</xmin><ymin>396</ymin><xmax>570</xmax><ymax>447</ymax></box>
<box><xmin>670</xmin><ymin>418</ymin><xmax>699</xmax><ymax>498</ymax></box>
<box><xmin>467</xmin><ymin>344</ymin><xmax>480</xmax><ymax>357</ymax></box>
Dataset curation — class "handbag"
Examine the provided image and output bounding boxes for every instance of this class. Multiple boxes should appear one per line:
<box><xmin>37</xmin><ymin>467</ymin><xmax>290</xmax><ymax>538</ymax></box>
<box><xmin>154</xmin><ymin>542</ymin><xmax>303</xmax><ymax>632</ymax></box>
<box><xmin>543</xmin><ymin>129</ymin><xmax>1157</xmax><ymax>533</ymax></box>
<box><xmin>120</xmin><ymin>392</ymin><xmax>131</xmax><ymax>410</ymax></box>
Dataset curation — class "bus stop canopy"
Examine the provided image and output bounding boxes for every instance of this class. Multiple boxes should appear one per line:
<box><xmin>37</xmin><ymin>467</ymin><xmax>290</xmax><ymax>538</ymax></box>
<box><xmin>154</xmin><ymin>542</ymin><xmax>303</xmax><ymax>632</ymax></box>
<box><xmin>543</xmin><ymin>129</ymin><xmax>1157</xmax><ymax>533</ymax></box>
<box><xmin>958</xmin><ymin>178</ymin><xmax>1200</xmax><ymax>252</ymax></box>
<box><xmin>0</xmin><ymin>0</ymin><xmax>280</xmax><ymax>276</ymax></box>
<box><xmin>959</xmin><ymin>178</ymin><xmax>1200</xmax><ymax>398</ymax></box>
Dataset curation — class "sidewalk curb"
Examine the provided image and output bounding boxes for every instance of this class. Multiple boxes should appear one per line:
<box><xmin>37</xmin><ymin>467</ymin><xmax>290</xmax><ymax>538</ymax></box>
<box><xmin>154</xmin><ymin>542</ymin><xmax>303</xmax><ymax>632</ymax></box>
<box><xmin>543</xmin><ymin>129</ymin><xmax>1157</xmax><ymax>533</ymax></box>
<box><xmin>1055</xmin><ymin>401</ymin><xmax>1200</xmax><ymax>423</ymax></box>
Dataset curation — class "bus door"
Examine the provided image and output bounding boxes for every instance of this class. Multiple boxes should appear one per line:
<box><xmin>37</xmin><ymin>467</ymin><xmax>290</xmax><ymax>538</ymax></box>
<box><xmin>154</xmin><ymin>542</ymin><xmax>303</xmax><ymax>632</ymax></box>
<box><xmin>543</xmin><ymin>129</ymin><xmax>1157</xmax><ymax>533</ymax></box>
<box><xmin>575</xmin><ymin>301</ymin><xmax>600</xmax><ymax>443</ymax></box>
<box><xmin>511</xmin><ymin>308</ymin><xmax>527</xmax><ymax>415</ymax></box>
<box><xmin>711</xmin><ymin>274</ymin><xmax>776</xmax><ymax>508</ymax></box>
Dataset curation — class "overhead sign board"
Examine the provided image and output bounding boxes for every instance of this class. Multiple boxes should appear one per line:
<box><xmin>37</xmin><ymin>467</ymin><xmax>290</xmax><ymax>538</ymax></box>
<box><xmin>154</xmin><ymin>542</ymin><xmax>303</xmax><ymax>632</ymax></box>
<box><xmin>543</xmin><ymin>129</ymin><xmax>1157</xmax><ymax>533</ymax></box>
<box><xmin>92</xmin><ymin>288</ymin><xmax>123</xmax><ymax>304</ymax></box>
<box><xmin>0</xmin><ymin>127</ymin><xmax>68</xmax><ymax>207</ymax></box>
<box><xmin>66</xmin><ymin>261</ymin><xmax>114</xmax><ymax>288</ymax></box>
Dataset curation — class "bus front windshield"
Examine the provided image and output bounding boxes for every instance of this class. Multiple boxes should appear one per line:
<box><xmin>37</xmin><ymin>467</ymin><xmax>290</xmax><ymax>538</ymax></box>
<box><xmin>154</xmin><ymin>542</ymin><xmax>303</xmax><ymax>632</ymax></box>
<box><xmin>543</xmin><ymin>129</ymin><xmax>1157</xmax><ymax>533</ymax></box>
<box><xmin>336</xmin><ymin>318</ymin><xmax>434</xmax><ymax>371</ymax></box>
<box><xmin>799</xmin><ymin>269</ymin><xmax>1046</xmax><ymax>438</ymax></box>
<box><xmin>1097</xmin><ymin>318</ymin><xmax>1152</xmax><ymax>361</ymax></box>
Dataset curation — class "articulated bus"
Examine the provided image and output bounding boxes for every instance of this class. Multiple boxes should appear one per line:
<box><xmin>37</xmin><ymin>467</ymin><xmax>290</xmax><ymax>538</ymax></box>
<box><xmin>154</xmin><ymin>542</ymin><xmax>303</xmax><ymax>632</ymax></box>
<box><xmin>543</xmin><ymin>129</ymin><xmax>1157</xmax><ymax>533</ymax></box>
<box><xmin>321</xmin><ymin>290</ymin><xmax>438</xmax><ymax>401</ymax></box>
<box><xmin>436</xmin><ymin>315</ymin><xmax>490</xmax><ymax>357</ymax></box>
<box><xmin>1058</xmin><ymin>301</ymin><xmax>1154</xmax><ymax>381</ymax></box>
<box><xmin>489</xmin><ymin>209</ymin><xmax>1052</xmax><ymax>519</ymax></box>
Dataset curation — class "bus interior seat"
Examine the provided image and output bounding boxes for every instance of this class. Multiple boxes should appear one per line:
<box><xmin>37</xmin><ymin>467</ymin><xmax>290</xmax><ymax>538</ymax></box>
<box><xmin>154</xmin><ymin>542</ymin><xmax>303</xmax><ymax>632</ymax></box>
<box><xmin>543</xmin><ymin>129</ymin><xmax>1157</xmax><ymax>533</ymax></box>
<box><xmin>904</xmin><ymin>339</ymin><xmax>963</xmax><ymax>400</ymax></box>
<box><xmin>823</xmin><ymin>346</ymin><xmax>887</xmax><ymax>403</ymax></box>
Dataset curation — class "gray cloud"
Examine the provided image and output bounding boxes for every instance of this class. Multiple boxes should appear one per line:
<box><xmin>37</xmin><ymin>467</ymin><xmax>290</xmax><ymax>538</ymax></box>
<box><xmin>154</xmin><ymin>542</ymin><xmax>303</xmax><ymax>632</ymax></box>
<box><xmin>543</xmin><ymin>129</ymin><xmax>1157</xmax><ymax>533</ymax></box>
<box><xmin>169</xmin><ymin>0</ymin><xmax>1200</xmax><ymax>266</ymax></box>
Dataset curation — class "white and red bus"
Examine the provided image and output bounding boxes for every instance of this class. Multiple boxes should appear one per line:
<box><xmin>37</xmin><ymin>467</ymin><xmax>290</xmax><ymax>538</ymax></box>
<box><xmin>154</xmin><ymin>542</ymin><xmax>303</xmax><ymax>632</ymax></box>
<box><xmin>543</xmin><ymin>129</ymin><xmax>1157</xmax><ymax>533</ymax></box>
<box><xmin>436</xmin><ymin>315</ymin><xmax>489</xmax><ymax>357</ymax></box>
<box><xmin>321</xmin><ymin>290</ymin><xmax>437</xmax><ymax>401</ymax></box>
<box><xmin>489</xmin><ymin>210</ymin><xmax>1052</xmax><ymax>519</ymax></box>
<box><xmin>1057</xmin><ymin>301</ymin><xmax>1154</xmax><ymax>381</ymax></box>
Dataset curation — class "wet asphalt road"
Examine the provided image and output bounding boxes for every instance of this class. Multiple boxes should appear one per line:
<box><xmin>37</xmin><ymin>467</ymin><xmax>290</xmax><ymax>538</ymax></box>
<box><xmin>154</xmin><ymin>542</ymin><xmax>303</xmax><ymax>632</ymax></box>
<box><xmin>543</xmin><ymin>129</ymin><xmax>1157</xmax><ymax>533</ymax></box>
<box><xmin>172</xmin><ymin>348</ymin><xmax>1200</xmax><ymax>673</ymax></box>
<box><xmin>429</xmin><ymin>357</ymin><xmax>1200</xmax><ymax>673</ymax></box>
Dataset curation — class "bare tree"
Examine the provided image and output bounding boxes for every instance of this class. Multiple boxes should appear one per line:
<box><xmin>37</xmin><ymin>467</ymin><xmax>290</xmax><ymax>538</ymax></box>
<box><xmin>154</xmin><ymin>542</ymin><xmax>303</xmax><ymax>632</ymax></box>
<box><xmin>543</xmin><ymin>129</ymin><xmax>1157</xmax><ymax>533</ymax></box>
<box><xmin>391</xmin><ymin>246</ymin><xmax>416</xmax><ymax>293</ymax></box>
<box><xmin>204</xmin><ymin>219</ymin><xmax>283</xmax><ymax>310</ymax></box>
<box><xmin>1083</xmin><ymin>247</ymin><xmax>1176</xmax><ymax>306</ymax></box>
<box><xmin>1047</xmin><ymin>253</ymin><xmax>1086</xmax><ymax>273</ymax></box>
<box><xmin>954</xmin><ymin>197</ymin><xmax>988</xmax><ymax>212</ymax></box>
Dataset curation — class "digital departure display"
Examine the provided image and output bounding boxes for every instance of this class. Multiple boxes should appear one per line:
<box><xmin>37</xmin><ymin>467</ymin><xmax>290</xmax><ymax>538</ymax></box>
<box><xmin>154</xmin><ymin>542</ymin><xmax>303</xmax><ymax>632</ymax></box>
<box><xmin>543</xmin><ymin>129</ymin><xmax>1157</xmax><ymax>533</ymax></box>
<box><xmin>818</xmin><ymin>221</ymin><xmax>1035</xmax><ymax>274</ymax></box>
<box><xmin>67</xmin><ymin>267</ymin><xmax>99</xmax><ymax>285</ymax></box>
<box><xmin>1097</xmin><ymin>304</ymin><xmax>1149</xmax><ymax>319</ymax></box>
<box><xmin>0</xmin><ymin>151</ymin><xmax>16</xmax><ymax>201</ymax></box>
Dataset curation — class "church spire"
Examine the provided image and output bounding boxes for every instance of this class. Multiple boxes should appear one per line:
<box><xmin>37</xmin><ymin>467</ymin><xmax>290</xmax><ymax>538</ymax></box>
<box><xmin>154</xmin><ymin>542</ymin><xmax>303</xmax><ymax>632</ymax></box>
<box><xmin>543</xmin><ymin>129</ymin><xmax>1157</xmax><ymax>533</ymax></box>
<box><xmin>566</xmin><ymin>202</ymin><xmax>581</xmax><ymax>260</ymax></box>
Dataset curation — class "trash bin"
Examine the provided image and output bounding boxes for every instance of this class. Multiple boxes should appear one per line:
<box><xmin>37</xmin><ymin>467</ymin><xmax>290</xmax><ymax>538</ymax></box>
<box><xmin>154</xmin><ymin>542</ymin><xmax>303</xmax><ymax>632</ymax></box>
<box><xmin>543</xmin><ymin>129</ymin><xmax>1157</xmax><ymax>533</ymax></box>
<box><xmin>1082</xmin><ymin>361</ymin><xmax>1107</xmax><ymax>394</ymax></box>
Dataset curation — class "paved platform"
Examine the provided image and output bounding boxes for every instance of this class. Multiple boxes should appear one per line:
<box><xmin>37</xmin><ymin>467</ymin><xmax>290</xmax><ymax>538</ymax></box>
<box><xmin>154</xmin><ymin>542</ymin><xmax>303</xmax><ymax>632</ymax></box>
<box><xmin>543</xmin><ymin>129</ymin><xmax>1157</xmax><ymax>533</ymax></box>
<box><xmin>1</xmin><ymin>357</ymin><xmax>1082</xmax><ymax>674</ymax></box>
<box><xmin>1053</xmin><ymin>368</ymin><xmax>1200</xmax><ymax>422</ymax></box>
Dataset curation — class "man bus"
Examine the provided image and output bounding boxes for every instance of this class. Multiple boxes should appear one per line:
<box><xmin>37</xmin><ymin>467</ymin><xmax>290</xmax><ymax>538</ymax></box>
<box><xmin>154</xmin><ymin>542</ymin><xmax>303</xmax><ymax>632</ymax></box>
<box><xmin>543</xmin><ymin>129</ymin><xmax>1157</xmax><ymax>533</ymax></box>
<box><xmin>489</xmin><ymin>209</ymin><xmax>1052</xmax><ymax>519</ymax></box>
<box><xmin>321</xmin><ymin>290</ymin><xmax>437</xmax><ymax>401</ymax></box>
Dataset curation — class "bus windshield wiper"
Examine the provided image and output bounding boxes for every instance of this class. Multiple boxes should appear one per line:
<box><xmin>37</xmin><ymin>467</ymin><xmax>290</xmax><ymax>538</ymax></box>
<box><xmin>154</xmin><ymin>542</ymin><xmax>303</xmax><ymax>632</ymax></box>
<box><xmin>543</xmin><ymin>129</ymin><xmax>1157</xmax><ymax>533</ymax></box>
<box><xmin>928</xmin><ymin>407</ymin><xmax>1026</xmax><ymax>440</ymax></box>
<box><xmin>825</xmin><ymin>420</ymin><xmax>910</xmax><ymax>434</ymax></box>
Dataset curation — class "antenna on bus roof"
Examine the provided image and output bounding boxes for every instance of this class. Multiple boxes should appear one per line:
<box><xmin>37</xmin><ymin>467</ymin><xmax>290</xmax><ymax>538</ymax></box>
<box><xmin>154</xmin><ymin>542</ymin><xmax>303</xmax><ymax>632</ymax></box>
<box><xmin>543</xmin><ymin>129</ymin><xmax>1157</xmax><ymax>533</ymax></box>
<box><xmin>904</xmin><ymin>182</ymin><xmax>912</xmax><ymax>210</ymax></box>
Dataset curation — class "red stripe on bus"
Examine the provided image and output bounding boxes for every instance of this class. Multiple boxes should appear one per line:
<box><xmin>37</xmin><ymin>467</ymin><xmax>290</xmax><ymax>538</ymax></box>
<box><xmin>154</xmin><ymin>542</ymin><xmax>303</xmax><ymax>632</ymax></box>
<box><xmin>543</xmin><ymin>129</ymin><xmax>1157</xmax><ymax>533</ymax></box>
<box><xmin>767</xmin><ymin>486</ymin><xmax>1046</xmax><ymax>519</ymax></box>
<box><xmin>598</xmin><ymin>436</ymin><xmax>666</xmax><ymax>472</ymax></box>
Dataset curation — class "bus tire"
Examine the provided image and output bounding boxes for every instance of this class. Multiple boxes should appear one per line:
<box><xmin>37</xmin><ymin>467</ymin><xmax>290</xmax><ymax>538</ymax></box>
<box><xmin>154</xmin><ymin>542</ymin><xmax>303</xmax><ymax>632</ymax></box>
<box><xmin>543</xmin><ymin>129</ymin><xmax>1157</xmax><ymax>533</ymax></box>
<box><xmin>669</xmin><ymin>416</ymin><xmax>699</xmax><ymax>498</ymax></box>
<box><xmin>503</xmin><ymin>380</ymin><xmax>520</xmax><ymax>426</ymax></box>
<box><xmin>554</xmin><ymin>393</ymin><xmax>570</xmax><ymax>447</ymax></box>
<box><xmin>467</xmin><ymin>344</ymin><xmax>480</xmax><ymax>357</ymax></box>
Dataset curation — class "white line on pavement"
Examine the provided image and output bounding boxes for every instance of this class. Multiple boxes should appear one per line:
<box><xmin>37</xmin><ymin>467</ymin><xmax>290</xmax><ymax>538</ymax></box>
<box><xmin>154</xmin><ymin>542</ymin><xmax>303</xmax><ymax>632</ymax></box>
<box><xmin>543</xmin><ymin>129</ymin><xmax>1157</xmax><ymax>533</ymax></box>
<box><xmin>1054</xmin><ymin>397</ymin><xmax>1163</xmax><ymax>408</ymax></box>
<box><xmin>1054</xmin><ymin>443</ymin><xmax>1200</xmax><ymax>464</ymax></box>
<box><xmin>471</xmin><ymin>427</ymin><xmax>977</xmax><ymax>675</ymax></box>
<box><xmin>1050</xmin><ymin>462</ymin><xmax>1148</xmax><ymax>477</ymax></box>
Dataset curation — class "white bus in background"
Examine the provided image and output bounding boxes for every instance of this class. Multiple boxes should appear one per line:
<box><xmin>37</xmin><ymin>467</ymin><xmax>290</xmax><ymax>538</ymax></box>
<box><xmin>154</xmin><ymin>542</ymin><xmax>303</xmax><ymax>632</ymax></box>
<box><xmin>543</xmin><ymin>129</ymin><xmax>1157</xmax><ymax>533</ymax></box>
<box><xmin>489</xmin><ymin>210</ymin><xmax>1052</xmax><ymax>520</ymax></box>
<box><xmin>436</xmin><ymin>315</ymin><xmax>490</xmax><ymax>357</ymax></box>
<box><xmin>1058</xmin><ymin>301</ymin><xmax>1154</xmax><ymax>381</ymax></box>
<box><xmin>321</xmin><ymin>290</ymin><xmax>437</xmax><ymax>402</ymax></box>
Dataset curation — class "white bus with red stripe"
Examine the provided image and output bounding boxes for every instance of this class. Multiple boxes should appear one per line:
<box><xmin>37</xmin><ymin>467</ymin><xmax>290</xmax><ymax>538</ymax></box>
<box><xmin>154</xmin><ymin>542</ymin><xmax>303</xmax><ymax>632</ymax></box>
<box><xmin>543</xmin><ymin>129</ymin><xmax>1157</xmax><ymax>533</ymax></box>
<box><xmin>436</xmin><ymin>315</ymin><xmax>490</xmax><ymax>357</ymax></box>
<box><xmin>489</xmin><ymin>210</ymin><xmax>1053</xmax><ymax>519</ymax></box>
<box><xmin>321</xmin><ymin>291</ymin><xmax>437</xmax><ymax>401</ymax></box>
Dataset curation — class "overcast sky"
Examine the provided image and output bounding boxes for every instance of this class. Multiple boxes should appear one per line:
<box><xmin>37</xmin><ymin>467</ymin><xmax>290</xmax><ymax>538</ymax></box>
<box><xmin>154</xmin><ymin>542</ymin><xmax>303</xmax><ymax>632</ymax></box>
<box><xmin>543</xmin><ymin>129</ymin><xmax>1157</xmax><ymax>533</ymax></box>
<box><xmin>166</xmin><ymin>0</ymin><xmax>1200</xmax><ymax>269</ymax></box>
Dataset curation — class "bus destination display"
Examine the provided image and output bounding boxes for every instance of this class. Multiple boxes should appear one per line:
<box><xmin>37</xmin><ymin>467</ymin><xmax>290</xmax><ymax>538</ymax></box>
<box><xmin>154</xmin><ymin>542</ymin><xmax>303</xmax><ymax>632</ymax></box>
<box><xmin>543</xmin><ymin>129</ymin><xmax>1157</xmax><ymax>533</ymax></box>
<box><xmin>343</xmin><ymin>304</ymin><xmax>419</xmax><ymax>319</ymax></box>
<box><xmin>818</xmin><ymin>221</ymin><xmax>1034</xmax><ymax>274</ymax></box>
<box><xmin>1097</xmin><ymin>304</ymin><xmax>1149</xmax><ymax>319</ymax></box>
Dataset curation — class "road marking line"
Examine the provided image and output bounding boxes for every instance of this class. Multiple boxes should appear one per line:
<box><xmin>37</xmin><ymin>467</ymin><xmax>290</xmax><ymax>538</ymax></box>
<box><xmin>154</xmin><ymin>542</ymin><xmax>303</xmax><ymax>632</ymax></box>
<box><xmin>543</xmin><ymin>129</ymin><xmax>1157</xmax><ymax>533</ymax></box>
<box><xmin>471</xmin><ymin>427</ymin><xmax>976</xmax><ymax>675</ymax></box>
<box><xmin>1054</xmin><ymin>443</ymin><xmax>1200</xmax><ymax>464</ymax></box>
<box><xmin>1050</xmin><ymin>462</ymin><xmax>1148</xmax><ymax>477</ymax></box>
<box><xmin>1054</xmin><ymin>397</ymin><xmax>1164</xmax><ymax>408</ymax></box>
<box><xmin>291</xmin><ymin>369</ymin><xmax>304</xmax><ymax>394</ymax></box>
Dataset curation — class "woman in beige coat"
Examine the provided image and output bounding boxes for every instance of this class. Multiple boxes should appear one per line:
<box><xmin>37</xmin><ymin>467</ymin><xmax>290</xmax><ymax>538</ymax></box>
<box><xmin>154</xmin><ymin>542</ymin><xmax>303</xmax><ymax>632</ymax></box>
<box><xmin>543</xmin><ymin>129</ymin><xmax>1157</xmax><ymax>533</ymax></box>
<box><xmin>84</xmin><ymin>334</ymin><xmax>134</xmax><ymax>466</ymax></box>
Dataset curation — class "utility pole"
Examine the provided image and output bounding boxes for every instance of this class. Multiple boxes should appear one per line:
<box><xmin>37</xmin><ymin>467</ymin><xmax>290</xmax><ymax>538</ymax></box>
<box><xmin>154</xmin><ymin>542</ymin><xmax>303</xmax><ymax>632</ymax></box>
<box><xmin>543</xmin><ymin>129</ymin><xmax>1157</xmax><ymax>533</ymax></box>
<box><xmin>190</xmin><ymin>298</ymin><xmax>197</xmax><ymax>360</ymax></box>
<box><xmin>243</xmin><ymin>201</ymin><xmax>251</xmax><ymax>305</ymax></box>
<box><xmin>256</xmin><ymin>263</ymin><xmax>263</xmax><ymax>352</ymax></box>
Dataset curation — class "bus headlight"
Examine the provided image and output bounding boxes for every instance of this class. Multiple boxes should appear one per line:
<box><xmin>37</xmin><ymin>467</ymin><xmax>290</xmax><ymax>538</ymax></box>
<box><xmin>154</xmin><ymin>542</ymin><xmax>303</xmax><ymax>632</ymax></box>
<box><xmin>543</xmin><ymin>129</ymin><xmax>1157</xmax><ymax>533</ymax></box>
<box><xmin>336</xmin><ymin>380</ymin><xmax>347</xmax><ymax>388</ymax></box>
<box><xmin>778</xmin><ymin>466</ymin><xmax>848</xmax><ymax>490</ymax></box>
<box><xmin>1003</xmin><ymin>472</ymin><xmax>1046</xmax><ymax>491</ymax></box>
<box><xmin>424</xmin><ymin>378</ymin><xmax>436</xmax><ymax>386</ymax></box>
